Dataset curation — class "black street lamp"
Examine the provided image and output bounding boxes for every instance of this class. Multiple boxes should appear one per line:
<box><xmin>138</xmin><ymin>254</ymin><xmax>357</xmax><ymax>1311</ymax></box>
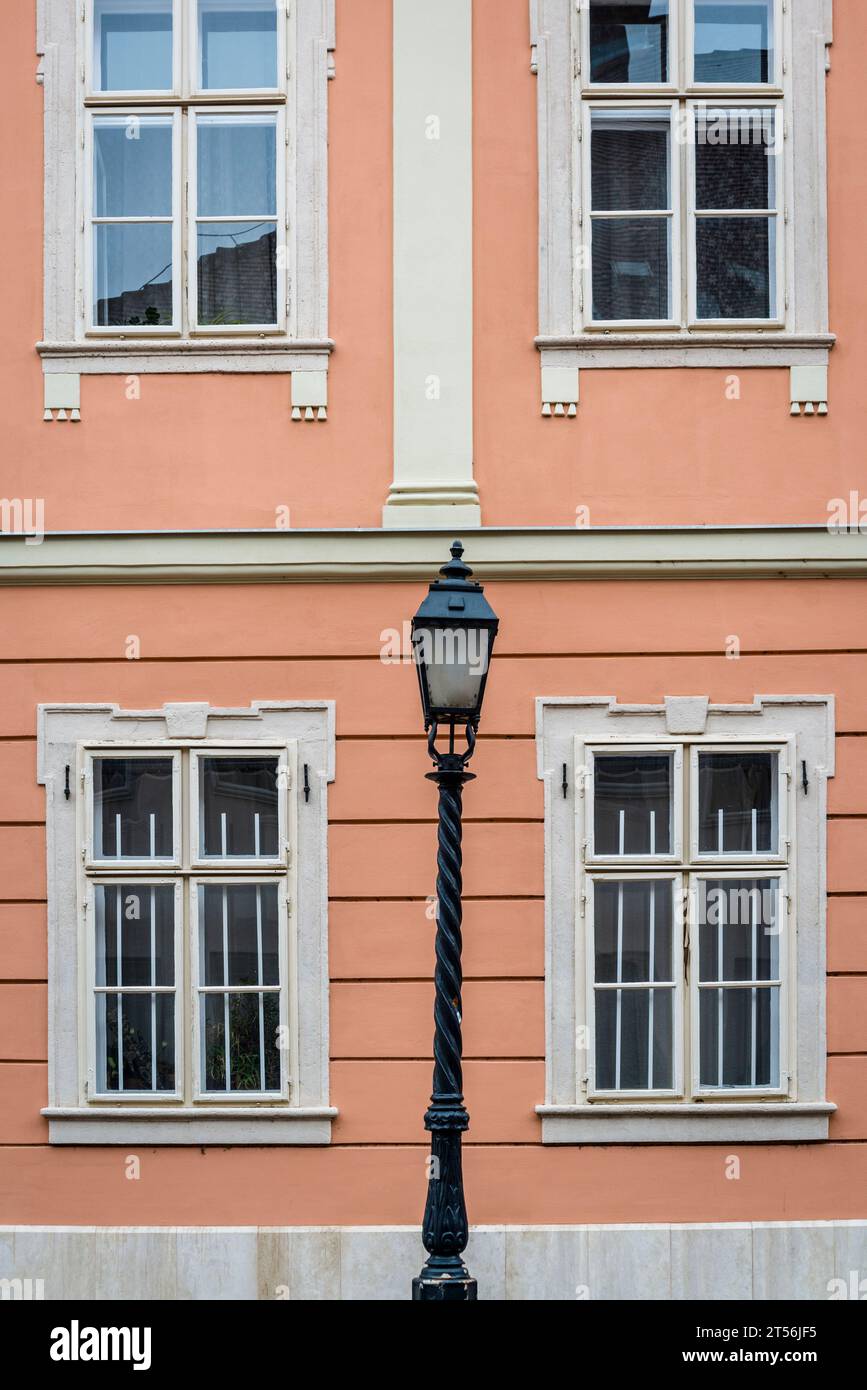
<box><xmin>410</xmin><ymin>540</ymin><xmax>499</xmax><ymax>1302</ymax></box>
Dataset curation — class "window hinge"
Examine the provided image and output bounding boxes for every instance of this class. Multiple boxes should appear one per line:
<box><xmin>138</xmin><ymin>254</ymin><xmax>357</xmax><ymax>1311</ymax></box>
<box><xmin>574</xmin><ymin>51</ymin><xmax>581</xmax><ymax>79</ymax></box>
<box><xmin>784</xmin><ymin>207</ymin><xmax>790</xmax><ymax>224</ymax></box>
<box><xmin>580</xmin><ymin>839</ymin><xmax>587</xmax><ymax>864</ymax></box>
<box><xmin>80</xmin><ymin>131</ymin><xmax>85</xmax><ymax>150</ymax></box>
<box><xmin>577</xmin><ymin>125</ymin><xmax>583</xmax><ymax>142</ymax></box>
<box><xmin>785</xmin><ymin>291</ymin><xmax>790</xmax><ymax>310</ymax></box>
<box><xmin>580</xmin><ymin>1073</ymin><xmax>589</xmax><ymax>1094</ymax></box>
<box><xmin>580</xmin><ymin>888</ymin><xmax>587</xmax><ymax>916</ymax></box>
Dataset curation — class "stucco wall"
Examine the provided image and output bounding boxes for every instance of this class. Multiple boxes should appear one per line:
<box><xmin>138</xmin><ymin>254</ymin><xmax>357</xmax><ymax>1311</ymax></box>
<box><xmin>0</xmin><ymin>578</ymin><xmax>864</xmax><ymax>1225</ymax></box>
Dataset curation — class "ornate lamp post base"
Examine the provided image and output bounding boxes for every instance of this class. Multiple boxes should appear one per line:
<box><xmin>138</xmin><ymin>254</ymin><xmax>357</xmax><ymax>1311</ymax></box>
<box><xmin>413</xmin><ymin>1259</ymin><xmax>478</xmax><ymax>1302</ymax></box>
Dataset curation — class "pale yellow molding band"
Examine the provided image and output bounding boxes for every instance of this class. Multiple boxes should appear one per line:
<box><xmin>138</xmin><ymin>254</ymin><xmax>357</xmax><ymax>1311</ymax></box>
<box><xmin>1</xmin><ymin>527</ymin><xmax>866</xmax><ymax>585</ymax></box>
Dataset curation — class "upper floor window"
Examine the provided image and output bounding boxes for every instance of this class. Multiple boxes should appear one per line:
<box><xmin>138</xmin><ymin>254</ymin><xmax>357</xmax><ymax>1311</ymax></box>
<box><xmin>530</xmin><ymin>0</ymin><xmax>833</xmax><ymax>403</ymax></box>
<box><xmin>38</xmin><ymin>0</ymin><xmax>334</xmax><ymax>397</ymax></box>
<box><xmin>582</xmin><ymin>1</ymin><xmax>782</xmax><ymax>328</ymax></box>
<box><xmin>87</xmin><ymin>1</ymin><xmax>285</xmax><ymax>334</ymax></box>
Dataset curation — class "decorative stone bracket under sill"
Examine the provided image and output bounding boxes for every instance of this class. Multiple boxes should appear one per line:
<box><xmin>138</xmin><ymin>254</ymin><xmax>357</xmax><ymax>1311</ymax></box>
<box><xmin>37</xmin><ymin>340</ymin><xmax>334</xmax><ymax>423</ymax></box>
<box><xmin>537</xmin><ymin>335</ymin><xmax>835</xmax><ymax>419</ymax></box>
<box><xmin>537</xmin><ymin>1102</ymin><xmax>836</xmax><ymax>1144</ymax></box>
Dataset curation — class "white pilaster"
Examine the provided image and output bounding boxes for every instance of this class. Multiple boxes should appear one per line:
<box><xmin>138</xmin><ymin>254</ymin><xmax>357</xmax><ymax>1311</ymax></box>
<box><xmin>384</xmin><ymin>0</ymin><xmax>480</xmax><ymax>528</ymax></box>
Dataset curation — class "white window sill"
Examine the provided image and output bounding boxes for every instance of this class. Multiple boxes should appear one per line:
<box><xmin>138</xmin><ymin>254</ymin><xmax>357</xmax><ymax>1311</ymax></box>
<box><xmin>537</xmin><ymin>1102</ymin><xmax>835</xmax><ymax>1145</ymax></box>
<box><xmin>43</xmin><ymin>1105</ymin><xmax>337</xmax><ymax>1146</ymax></box>
<box><xmin>537</xmin><ymin>332</ymin><xmax>835</xmax><ymax>371</ymax></box>
<box><xmin>38</xmin><ymin>338</ymin><xmax>333</xmax><ymax>376</ymax></box>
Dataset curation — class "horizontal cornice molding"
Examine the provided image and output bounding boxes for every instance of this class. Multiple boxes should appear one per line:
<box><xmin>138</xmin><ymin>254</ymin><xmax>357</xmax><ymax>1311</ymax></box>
<box><xmin>1</xmin><ymin>527</ymin><xmax>866</xmax><ymax>585</ymax></box>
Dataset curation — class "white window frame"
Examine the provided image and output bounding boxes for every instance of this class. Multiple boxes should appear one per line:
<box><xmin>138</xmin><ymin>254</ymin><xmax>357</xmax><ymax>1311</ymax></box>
<box><xmin>88</xmin><ymin>0</ymin><xmax>182</xmax><ymax>98</ymax></box>
<box><xmin>580</xmin><ymin>0</ymin><xmax>681</xmax><ymax>93</ymax></box>
<box><xmin>536</xmin><ymin>694</ymin><xmax>836</xmax><ymax>1143</ymax></box>
<box><xmin>583</xmin><ymin>100</ymin><xmax>681</xmax><ymax>330</ymax></box>
<box><xmin>37</xmin><ymin>0</ymin><xmax>334</xmax><ymax>385</ymax></box>
<box><xmin>187</xmin><ymin>0</ymin><xmax>287</xmax><ymax>97</ymax></box>
<box><xmin>689</xmin><ymin>867</ymin><xmax>789</xmax><ymax>1099</ymax></box>
<box><xmin>85</xmin><ymin>108</ymin><xmax>183</xmax><ymax>336</ymax></box>
<box><xmin>689</xmin><ymin>737</ymin><xmax>790</xmax><ymax>864</ymax></box>
<box><xmin>684</xmin><ymin>99</ymin><xmax>785</xmax><ymax>330</ymax></box>
<box><xmin>685</xmin><ymin>0</ymin><xmax>783</xmax><ymax>92</ymax></box>
<box><xmin>189</xmin><ymin>874</ymin><xmax>292</xmax><ymax>1102</ymax></box>
<box><xmin>584</xmin><ymin>740</ymin><xmax>683</xmax><ymax>864</ymax></box>
<box><xmin>187</xmin><ymin>106</ymin><xmax>286</xmax><ymax>335</ymax></box>
<box><xmin>38</xmin><ymin>700</ymin><xmax>336</xmax><ymax>1145</ymax></box>
<box><xmin>189</xmin><ymin>744</ymin><xmax>289</xmax><ymax>866</ymax></box>
<box><xmin>530</xmin><ymin>0</ymin><xmax>833</xmax><ymax>386</ymax></box>
<box><xmin>586</xmin><ymin>871</ymin><xmax>684</xmax><ymax>1099</ymax></box>
<box><xmin>85</xmin><ymin>876</ymin><xmax>185</xmax><ymax>1100</ymax></box>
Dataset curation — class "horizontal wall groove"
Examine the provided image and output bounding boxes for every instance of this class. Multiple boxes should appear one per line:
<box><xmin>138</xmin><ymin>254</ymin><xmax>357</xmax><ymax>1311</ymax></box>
<box><xmin>2</xmin><ymin>649</ymin><xmax>867</xmax><ymax>665</ymax></box>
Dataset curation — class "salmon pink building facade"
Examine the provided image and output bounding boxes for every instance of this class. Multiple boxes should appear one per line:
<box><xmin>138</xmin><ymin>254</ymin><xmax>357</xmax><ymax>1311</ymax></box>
<box><xmin>1</xmin><ymin>0</ymin><xmax>865</xmax><ymax>1300</ymax></box>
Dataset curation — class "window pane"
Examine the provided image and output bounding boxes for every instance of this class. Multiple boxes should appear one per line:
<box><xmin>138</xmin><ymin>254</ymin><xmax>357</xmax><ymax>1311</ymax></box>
<box><xmin>694</xmin><ymin>0</ymin><xmax>773</xmax><ymax>84</ymax></box>
<box><xmin>698</xmin><ymin>751</ymin><xmax>778</xmax><ymax>853</ymax></box>
<box><xmin>696</xmin><ymin>115</ymin><xmax>776</xmax><ymax>210</ymax></box>
<box><xmin>589</xmin><ymin>1</ymin><xmax>669</xmax><ymax>83</ymax></box>
<box><xmin>94</xmin><ymin>117</ymin><xmax>172</xmax><ymax>218</ymax></box>
<box><xmin>198</xmin><ymin>0</ymin><xmax>278</xmax><ymax>89</ymax></box>
<box><xmin>93</xmin><ymin>757</ymin><xmax>174</xmax><ymax>858</ymax></box>
<box><xmin>199</xmin><ymin>756</ymin><xmax>280</xmax><ymax>856</ymax></box>
<box><xmin>593</xmin><ymin>754</ymin><xmax>672</xmax><ymax>855</ymax></box>
<box><xmin>197</xmin><ymin>117</ymin><xmax>277</xmax><ymax>216</ymax></box>
<box><xmin>199</xmin><ymin>883</ymin><xmax>280</xmax><ymax>987</ymax></box>
<box><xmin>94</xmin><ymin>224</ymin><xmax>174</xmax><ymax>327</ymax></box>
<box><xmin>196</xmin><ymin>223</ymin><xmax>278</xmax><ymax>325</ymax></box>
<box><xmin>96</xmin><ymin>883</ymin><xmax>175</xmax><ymax>987</ymax></box>
<box><xmin>699</xmin><ymin>986</ymin><xmax>779</xmax><ymax>1087</ymax></box>
<box><xmin>94</xmin><ymin>0</ymin><xmax>173</xmax><ymax>92</ymax></box>
<box><xmin>595</xmin><ymin>986</ymin><xmax>673</xmax><ymax>1089</ymax></box>
<box><xmin>696</xmin><ymin>216</ymin><xmax>774</xmax><ymax>319</ymax></box>
<box><xmin>592</xmin><ymin>116</ymin><xmax>670</xmax><ymax>210</ymax></box>
<box><xmin>698</xmin><ymin>879</ymin><xmax>780</xmax><ymax>981</ymax></box>
<box><xmin>96</xmin><ymin>992</ymin><xmax>175</xmax><ymax>1092</ymax></box>
<box><xmin>592</xmin><ymin>218</ymin><xmax>670</xmax><ymax>320</ymax></box>
<box><xmin>595</xmin><ymin>880</ymin><xmax>672</xmax><ymax>983</ymax></box>
<box><xmin>201</xmin><ymin>991</ymin><xmax>280</xmax><ymax>1091</ymax></box>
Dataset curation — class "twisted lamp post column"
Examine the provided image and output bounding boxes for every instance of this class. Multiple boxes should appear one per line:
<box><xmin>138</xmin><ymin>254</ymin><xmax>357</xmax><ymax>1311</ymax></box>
<box><xmin>412</xmin><ymin>746</ymin><xmax>476</xmax><ymax>1300</ymax></box>
<box><xmin>410</xmin><ymin>540</ymin><xmax>497</xmax><ymax>1303</ymax></box>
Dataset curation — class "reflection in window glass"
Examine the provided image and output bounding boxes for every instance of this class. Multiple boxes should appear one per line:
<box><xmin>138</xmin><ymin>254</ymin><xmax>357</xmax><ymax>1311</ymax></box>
<box><xmin>594</xmin><ymin>753</ymin><xmax>672</xmax><ymax>855</ymax></box>
<box><xmin>199</xmin><ymin>756</ymin><xmax>280</xmax><ymax>857</ymax></box>
<box><xmin>589</xmin><ymin>1</ymin><xmax>669</xmax><ymax>84</ymax></box>
<box><xmin>195</xmin><ymin>116</ymin><xmax>278</xmax><ymax>326</ymax></box>
<box><xmin>94</xmin><ymin>0</ymin><xmax>173</xmax><ymax>92</ymax></box>
<box><xmin>698</xmin><ymin>751</ymin><xmax>778</xmax><ymax>853</ymax></box>
<box><xmin>694</xmin><ymin>0</ymin><xmax>773</xmax><ymax>84</ymax></box>
<box><xmin>93</xmin><ymin>757</ymin><xmax>174</xmax><ymax>858</ymax></box>
<box><xmin>198</xmin><ymin>0</ymin><xmax>278</xmax><ymax>90</ymax></box>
